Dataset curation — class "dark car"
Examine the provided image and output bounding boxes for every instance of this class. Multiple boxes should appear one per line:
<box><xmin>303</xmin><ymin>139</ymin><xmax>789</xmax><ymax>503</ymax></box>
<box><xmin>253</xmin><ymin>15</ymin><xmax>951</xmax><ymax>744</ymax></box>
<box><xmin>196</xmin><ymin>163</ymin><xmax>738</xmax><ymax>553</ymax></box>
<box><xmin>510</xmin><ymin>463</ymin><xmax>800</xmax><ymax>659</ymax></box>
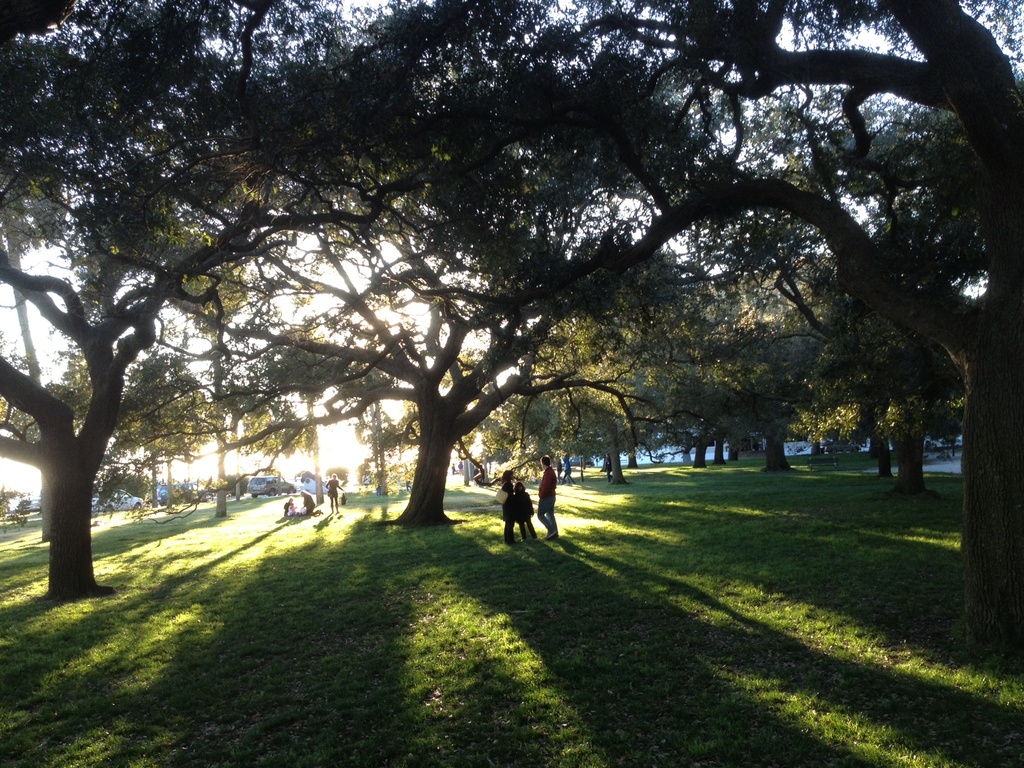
<box><xmin>158</xmin><ymin>482</ymin><xmax>216</xmax><ymax>505</ymax></box>
<box><xmin>247</xmin><ymin>475</ymin><xmax>296</xmax><ymax>498</ymax></box>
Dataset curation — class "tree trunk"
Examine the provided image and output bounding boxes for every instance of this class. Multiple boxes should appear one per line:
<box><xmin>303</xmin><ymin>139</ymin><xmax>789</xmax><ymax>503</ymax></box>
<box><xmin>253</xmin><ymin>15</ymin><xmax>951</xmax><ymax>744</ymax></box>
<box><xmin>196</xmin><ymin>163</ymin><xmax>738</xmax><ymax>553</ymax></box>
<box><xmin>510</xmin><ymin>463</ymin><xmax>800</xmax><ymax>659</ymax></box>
<box><xmin>871</xmin><ymin>433</ymin><xmax>893</xmax><ymax>478</ymax></box>
<box><xmin>395</xmin><ymin>408</ymin><xmax>457</xmax><ymax>526</ymax></box>
<box><xmin>712</xmin><ymin>437</ymin><xmax>727</xmax><ymax>465</ymax></box>
<box><xmin>215</xmin><ymin>446</ymin><xmax>227</xmax><ymax>518</ymax></box>
<box><xmin>371</xmin><ymin>403</ymin><xmax>388</xmax><ymax>496</ymax></box>
<box><xmin>40</xmin><ymin>486</ymin><xmax>52</xmax><ymax>543</ymax></box>
<box><xmin>892</xmin><ymin>435</ymin><xmax>927</xmax><ymax>495</ymax></box>
<box><xmin>692</xmin><ymin>437</ymin><xmax>708</xmax><ymax>469</ymax></box>
<box><xmin>625</xmin><ymin>417</ymin><xmax>640</xmax><ymax>469</ymax></box>
<box><xmin>609</xmin><ymin>425</ymin><xmax>626</xmax><ymax>484</ymax></box>
<box><xmin>728</xmin><ymin>442</ymin><xmax>739</xmax><ymax>461</ymax></box>
<box><xmin>960</xmin><ymin>329</ymin><xmax>1024</xmax><ymax>645</ymax></box>
<box><xmin>43</xmin><ymin>440</ymin><xmax>111</xmax><ymax>599</ymax></box>
<box><xmin>309</xmin><ymin>405</ymin><xmax>325</xmax><ymax>506</ymax></box>
<box><xmin>763</xmin><ymin>436</ymin><xmax>791</xmax><ymax>472</ymax></box>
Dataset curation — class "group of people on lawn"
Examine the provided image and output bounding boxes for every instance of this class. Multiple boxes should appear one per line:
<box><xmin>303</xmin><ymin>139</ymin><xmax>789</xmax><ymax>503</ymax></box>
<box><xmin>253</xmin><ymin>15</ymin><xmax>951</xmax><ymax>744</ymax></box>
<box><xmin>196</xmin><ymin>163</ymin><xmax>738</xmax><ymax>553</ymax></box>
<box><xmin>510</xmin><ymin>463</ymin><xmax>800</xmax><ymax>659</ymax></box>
<box><xmin>276</xmin><ymin>458</ymin><xmax>564</xmax><ymax>543</ymax></box>
<box><xmin>283</xmin><ymin>473</ymin><xmax>346</xmax><ymax>518</ymax></box>
<box><xmin>499</xmin><ymin>454</ymin><xmax>560</xmax><ymax>544</ymax></box>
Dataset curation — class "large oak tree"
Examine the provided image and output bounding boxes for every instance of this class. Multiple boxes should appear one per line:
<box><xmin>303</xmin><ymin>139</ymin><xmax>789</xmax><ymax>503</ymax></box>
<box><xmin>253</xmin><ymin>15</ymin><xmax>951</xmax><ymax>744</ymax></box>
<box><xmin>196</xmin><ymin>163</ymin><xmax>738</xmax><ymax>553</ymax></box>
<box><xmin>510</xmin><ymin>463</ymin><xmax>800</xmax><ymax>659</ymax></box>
<box><xmin>0</xmin><ymin>1</ymin><xmax>378</xmax><ymax>597</ymax></box>
<box><xmin>528</xmin><ymin>0</ymin><xmax>1023</xmax><ymax>645</ymax></box>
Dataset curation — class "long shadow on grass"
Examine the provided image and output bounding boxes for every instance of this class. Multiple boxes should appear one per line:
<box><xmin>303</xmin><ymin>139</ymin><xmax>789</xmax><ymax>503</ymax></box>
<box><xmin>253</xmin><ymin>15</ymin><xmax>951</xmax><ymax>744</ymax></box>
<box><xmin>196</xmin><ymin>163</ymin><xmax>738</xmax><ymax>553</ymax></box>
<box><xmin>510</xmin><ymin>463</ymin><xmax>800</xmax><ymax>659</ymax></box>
<box><xmin>575</xmin><ymin>469</ymin><xmax>965</xmax><ymax>655</ymax></box>
<box><xmin>2</xmin><ymin>485</ymin><xmax>1018</xmax><ymax>768</ymax></box>
<box><xmin>446</xmin><ymin>530</ymin><xmax>1024</xmax><ymax>767</ymax></box>
<box><xmin>104</xmin><ymin>514</ymin><xmax>490</xmax><ymax>766</ymax></box>
<box><xmin>134</xmin><ymin>514</ymin><xmax>518</xmax><ymax>767</ymax></box>
<box><xmin>2</xmin><ymin>512</ymin><xmax>401</xmax><ymax>767</ymax></box>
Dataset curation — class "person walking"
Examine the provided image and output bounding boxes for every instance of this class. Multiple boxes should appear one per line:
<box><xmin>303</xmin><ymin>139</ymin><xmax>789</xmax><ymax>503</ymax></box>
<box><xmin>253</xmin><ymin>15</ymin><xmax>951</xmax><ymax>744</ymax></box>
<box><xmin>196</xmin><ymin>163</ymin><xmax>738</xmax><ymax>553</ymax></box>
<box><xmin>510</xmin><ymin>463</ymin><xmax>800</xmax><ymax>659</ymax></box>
<box><xmin>499</xmin><ymin>470</ymin><xmax>518</xmax><ymax>545</ymax></box>
<box><xmin>537</xmin><ymin>454</ymin><xmax>559</xmax><ymax>540</ymax></box>
<box><xmin>326</xmin><ymin>473</ymin><xmax>342</xmax><ymax>513</ymax></box>
<box><xmin>561</xmin><ymin>454</ymin><xmax>574</xmax><ymax>486</ymax></box>
<box><xmin>512</xmin><ymin>481</ymin><xmax>538</xmax><ymax>540</ymax></box>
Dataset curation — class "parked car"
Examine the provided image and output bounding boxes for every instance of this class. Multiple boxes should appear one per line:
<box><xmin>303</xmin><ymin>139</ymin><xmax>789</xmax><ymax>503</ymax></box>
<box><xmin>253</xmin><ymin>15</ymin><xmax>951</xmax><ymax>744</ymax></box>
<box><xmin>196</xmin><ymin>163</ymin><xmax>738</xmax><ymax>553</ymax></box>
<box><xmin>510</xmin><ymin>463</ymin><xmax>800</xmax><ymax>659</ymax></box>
<box><xmin>247</xmin><ymin>475</ymin><xmax>296</xmax><ymax>498</ymax></box>
<box><xmin>17</xmin><ymin>494</ymin><xmax>41</xmax><ymax>513</ymax></box>
<box><xmin>93</xmin><ymin>489</ymin><xmax>144</xmax><ymax>514</ymax></box>
<box><xmin>157</xmin><ymin>482</ymin><xmax>211</xmax><ymax>505</ymax></box>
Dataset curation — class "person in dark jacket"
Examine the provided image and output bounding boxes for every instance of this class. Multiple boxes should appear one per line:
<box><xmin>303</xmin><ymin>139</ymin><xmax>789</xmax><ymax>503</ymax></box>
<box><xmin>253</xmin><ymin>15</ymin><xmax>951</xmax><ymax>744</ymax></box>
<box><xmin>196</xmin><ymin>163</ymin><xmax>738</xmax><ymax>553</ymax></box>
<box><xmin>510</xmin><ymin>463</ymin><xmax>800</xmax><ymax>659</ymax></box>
<box><xmin>326</xmin><ymin>473</ymin><xmax>342</xmax><ymax>513</ymax></box>
<box><xmin>300</xmin><ymin>489</ymin><xmax>317</xmax><ymax>515</ymax></box>
<box><xmin>512</xmin><ymin>481</ymin><xmax>538</xmax><ymax>540</ymax></box>
<box><xmin>499</xmin><ymin>470</ymin><xmax>517</xmax><ymax>544</ymax></box>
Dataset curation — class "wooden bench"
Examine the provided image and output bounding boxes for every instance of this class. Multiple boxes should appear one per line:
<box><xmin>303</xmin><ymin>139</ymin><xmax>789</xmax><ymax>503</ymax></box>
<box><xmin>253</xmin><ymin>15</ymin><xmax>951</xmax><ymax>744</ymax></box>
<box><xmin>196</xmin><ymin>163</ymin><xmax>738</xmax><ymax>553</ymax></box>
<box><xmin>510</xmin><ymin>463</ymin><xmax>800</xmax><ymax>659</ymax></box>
<box><xmin>807</xmin><ymin>455</ymin><xmax>839</xmax><ymax>471</ymax></box>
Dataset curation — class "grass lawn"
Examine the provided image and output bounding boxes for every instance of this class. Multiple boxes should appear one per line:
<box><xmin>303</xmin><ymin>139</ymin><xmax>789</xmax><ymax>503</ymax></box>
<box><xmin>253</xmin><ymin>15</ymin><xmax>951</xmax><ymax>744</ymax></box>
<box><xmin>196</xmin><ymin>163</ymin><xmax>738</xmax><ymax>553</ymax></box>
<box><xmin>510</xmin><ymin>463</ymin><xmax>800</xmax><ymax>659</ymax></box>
<box><xmin>2</xmin><ymin>460</ymin><xmax>1022</xmax><ymax>767</ymax></box>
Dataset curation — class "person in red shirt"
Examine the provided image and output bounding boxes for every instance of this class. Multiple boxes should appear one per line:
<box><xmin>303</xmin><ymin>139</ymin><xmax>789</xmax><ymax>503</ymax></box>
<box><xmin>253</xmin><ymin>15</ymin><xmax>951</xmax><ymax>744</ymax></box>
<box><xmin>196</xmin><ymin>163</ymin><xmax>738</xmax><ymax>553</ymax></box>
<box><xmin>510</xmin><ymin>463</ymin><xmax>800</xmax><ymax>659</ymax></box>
<box><xmin>536</xmin><ymin>454</ymin><xmax>559</xmax><ymax>540</ymax></box>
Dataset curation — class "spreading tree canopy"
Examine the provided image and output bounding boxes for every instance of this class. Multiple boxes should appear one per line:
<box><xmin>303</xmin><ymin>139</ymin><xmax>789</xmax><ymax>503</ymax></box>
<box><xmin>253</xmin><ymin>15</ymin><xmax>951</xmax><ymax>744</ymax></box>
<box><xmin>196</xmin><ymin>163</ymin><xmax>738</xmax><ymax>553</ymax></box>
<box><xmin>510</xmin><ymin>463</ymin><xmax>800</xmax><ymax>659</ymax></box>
<box><xmin>4</xmin><ymin>0</ymin><xmax>1023</xmax><ymax>649</ymax></box>
<box><xmin>504</xmin><ymin>0</ymin><xmax>1023</xmax><ymax>645</ymax></box>
<box><xmin>0</xmin><ymin>1</ymin><xmax>383</xmax><ymax>596</ymax></box>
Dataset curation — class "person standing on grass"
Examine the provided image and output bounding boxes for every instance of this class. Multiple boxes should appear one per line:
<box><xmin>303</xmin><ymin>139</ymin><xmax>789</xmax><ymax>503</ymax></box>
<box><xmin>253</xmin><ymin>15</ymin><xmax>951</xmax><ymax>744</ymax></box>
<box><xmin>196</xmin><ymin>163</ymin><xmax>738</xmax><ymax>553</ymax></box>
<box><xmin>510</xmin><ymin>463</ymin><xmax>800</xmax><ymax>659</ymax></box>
<box><xmin>513</xmin><ymin>481</ymin><xmax>538</xmax><ymax>541</ymax></box>
<box><xmin>499</xmin><ymin>470</ymin><xmax>518</xmax><ymax>545</ymax></box>
<box><xmin>537</xmin><ymin>454</ymin><xmax>559</xmax><ymax>540</ymax></box>
<box><xmin>326</xmin><ymin>473</ymin><xmax>342</xmax><ymax>513</ymax></box>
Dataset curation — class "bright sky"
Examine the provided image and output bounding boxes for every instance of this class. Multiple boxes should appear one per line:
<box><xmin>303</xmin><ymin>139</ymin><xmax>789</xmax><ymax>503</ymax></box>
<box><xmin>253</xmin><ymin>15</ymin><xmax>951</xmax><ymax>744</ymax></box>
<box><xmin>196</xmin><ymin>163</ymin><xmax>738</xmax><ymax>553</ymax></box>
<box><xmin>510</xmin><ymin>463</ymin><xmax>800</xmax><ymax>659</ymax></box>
<box><xmin>0</xmin><ymin>424</ymin><xmax>368</xmax><ymax>496</ymax></box>
<box><xmin>0</xmin><ymin>229</ymin><xmax>389</xmax><ymax>493</ymax></box>
<box><xmin>0</xmin><ymin>460</ymin><xmax>40</xmax><ymax>495</ymax></box>
<box><xmin>0</xmin><ymin>300</ymin><xmax>372</xmax><ymax>496</ymax></box>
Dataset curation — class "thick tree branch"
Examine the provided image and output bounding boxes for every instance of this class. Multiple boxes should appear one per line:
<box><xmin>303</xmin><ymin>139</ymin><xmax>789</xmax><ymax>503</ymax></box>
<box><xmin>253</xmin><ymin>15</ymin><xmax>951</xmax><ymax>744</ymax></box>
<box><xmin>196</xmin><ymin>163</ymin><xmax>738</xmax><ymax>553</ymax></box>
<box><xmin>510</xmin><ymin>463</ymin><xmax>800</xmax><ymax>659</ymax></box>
<box><xmin>0</xmin><ymin>357</ymin><xmax>74</xmax><ymax>434</ymax></box>
<box><xmin>0</xmin><ymin>433</ymin><xmax>40</xmax><ymax>467</ymax></box>
<box><xmin>601</xmin><ymin>178</ymin><xmax>973</xmax><ymax>355</ymax></box>
<box><xmin>881</xmin><ymin>0</ymin><xmax>1024</xmax><ymax>174</ymax></box>
<box><xmin>0</xmin><ymin>0</ymin><xmax>74</xmax><ymax>43</ymax></box>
